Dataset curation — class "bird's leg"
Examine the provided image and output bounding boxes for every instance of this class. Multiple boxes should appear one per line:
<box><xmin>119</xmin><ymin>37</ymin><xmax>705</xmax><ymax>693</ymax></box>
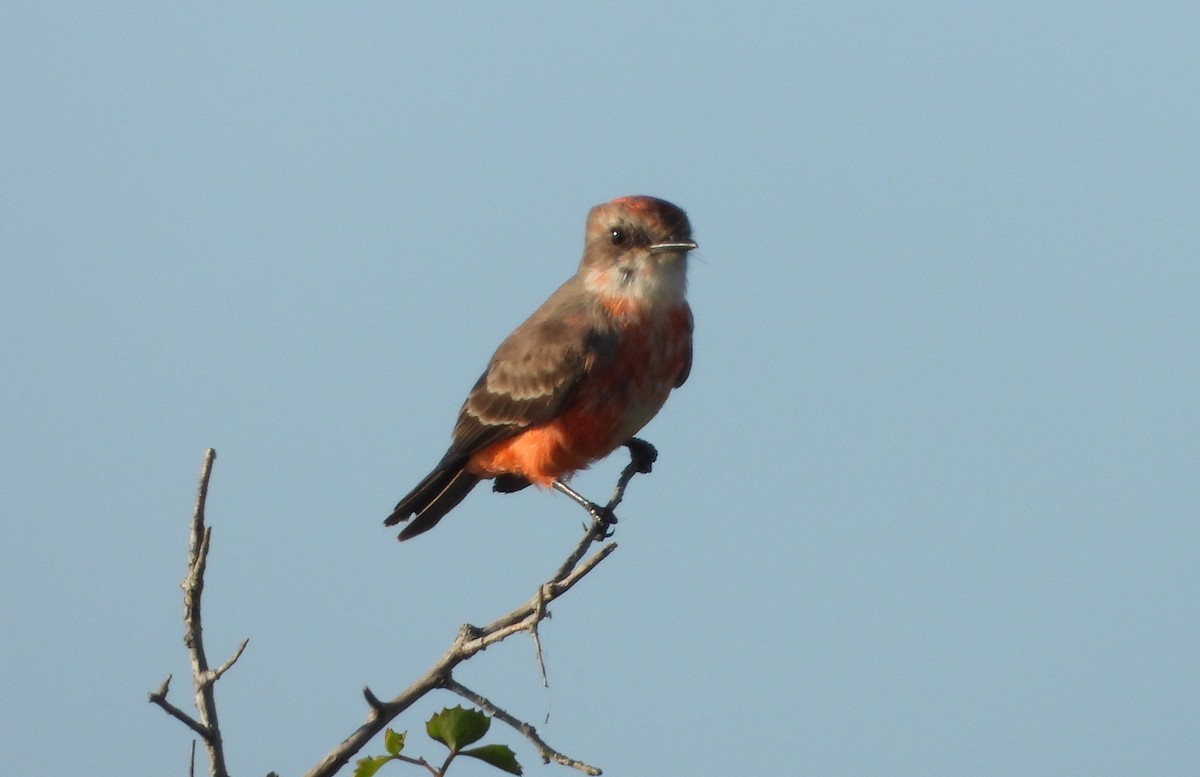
<box><xmin>553</xmin><ymin>440</ymin><xmax>658</xmax><ymax>539</ymax></box>
<box><xmin>552</xmin><ymin>479</ymin><xmax>611</xmax><ymax>520</ymax></box>
<box><xmin>552</xmin><ymin>480</ymin><xmax>617</xmax><ymax>536</ymax></box>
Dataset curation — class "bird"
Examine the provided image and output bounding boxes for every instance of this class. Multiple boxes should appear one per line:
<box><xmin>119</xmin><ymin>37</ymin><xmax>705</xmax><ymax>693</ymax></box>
<box><xmin>385</xmin><ymin>195</ymin><xmax>697</xmax><ymax>540</ymax></box>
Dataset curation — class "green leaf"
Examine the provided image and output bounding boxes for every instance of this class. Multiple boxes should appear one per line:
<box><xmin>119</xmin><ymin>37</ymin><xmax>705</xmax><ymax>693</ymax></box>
<box><xmin>462</xmin><ymin>744</ymin><xmax>523</xmax><ymax>775</ymax></box>
<box><xmin>426</xmin><ymin>706</ymin><xmax>491</xmax><ymax>751</ymax></box>
<box><xmin>352</xmin><ymin>755</ymin><xmax>394</xmax><ymax>777</ymax></box>
<box><xmin>384</xmin><ymin>728</ymin><xmax>406</xmax><ymax>756</ymax></box>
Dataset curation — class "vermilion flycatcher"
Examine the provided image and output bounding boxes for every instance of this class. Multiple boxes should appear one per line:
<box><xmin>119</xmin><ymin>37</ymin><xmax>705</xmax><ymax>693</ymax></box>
<box><xmin>385</xmin><ymin>195</ymin><xmax>697</xmax><ymax>540</ymax></box>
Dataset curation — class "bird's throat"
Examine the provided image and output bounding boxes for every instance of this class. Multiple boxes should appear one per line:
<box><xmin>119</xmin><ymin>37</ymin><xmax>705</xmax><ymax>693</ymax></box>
<box><xmin>582</xmin><ymin>257</ymin><xmax>688</xmax><ymax>316</ymax></box>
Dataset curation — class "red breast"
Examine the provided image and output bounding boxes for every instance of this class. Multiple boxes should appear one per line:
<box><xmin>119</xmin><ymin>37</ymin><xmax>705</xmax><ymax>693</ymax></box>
<box><xmin>467</xmin><ymin>302</ymin><xmax>692</xmax><ymax>486</ymax></box>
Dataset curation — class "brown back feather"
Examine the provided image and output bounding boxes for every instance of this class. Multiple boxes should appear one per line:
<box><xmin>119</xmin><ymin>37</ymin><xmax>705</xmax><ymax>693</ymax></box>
<box><xmin>445</xmin><ymin>277</ymin><xmax>617</xmax><ymax>458</ymax></box>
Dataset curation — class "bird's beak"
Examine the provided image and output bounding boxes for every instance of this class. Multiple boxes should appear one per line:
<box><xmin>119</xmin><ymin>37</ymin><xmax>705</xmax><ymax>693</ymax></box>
<box><xmin>649</xmin><ymin>239</ymin><xmax>698</xmax><ymax>253</ymax></box>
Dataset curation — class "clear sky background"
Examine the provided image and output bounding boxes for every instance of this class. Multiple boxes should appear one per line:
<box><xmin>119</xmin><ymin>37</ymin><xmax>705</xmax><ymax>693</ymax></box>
<box><xmin>2</xmin><ymin>4</ymin><xmax>1197</xmax><ymax>776</ymax></box>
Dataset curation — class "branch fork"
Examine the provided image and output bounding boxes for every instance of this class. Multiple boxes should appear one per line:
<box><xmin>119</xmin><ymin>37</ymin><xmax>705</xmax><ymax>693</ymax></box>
<box><xmin>153</xmin><ymin>440</ymin><xmax>656</xmax><ymax>777</ymax></box>
<box><xmin>148</xmin><ymin>449</ymin><xmax>247</xmax><ymax>777</ymax></box>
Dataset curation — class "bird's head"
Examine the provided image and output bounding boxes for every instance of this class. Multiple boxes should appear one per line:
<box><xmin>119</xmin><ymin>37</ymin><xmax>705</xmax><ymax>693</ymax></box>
<box><xmin>579</xmin><ymin>196</ymin><xmax>697</xmax><ymax>308</ymax></box>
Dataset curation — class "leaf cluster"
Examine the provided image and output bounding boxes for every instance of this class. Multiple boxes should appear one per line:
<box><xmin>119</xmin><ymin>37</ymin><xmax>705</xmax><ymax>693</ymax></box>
<box><xmin>355</xmin><ymin>707</ymin><xmax>521</xmax><ymax>777</ymax></box>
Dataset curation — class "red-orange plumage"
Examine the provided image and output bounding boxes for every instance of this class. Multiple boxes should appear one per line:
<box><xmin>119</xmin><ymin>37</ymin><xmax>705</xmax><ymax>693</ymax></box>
<box><xmin>467</xmin><ymin>303</ymin><xmax>692</xmax><ymax>486</ymax></box>
<box><xmin>385</xmin><ymin>196</ymin><xmax>696</xmax><ymax>540</ymax></box>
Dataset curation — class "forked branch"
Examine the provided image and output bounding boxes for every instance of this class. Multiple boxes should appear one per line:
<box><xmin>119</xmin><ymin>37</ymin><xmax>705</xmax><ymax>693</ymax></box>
<box><xmin>149</xmin><ymin>449</ymin><xmax>248</xmax><ymax>777</ymax></box>
<box><xmin>305</xmin><ymin>442</ymin><xmax>656</xmax><ymax>777</ymax></box>
<box><xmin>153</xmin><ymin>442</ymin><xmax>656</xmax><ymax>777</ymax></box>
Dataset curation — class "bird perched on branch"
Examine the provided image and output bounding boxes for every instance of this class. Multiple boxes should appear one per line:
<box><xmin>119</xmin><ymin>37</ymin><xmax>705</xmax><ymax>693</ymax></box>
<box><xmin>386</xmin><ymin>195</ymin><xmax>697</xmax><ymax>540</ymax></box>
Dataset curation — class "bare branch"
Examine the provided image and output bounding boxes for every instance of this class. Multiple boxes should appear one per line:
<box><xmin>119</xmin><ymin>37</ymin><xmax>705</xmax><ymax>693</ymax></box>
<box><xmin>530</xmin><ymin>623</ymin><xmax>549</xmax><ymax>688</ymax></box>
<box><xmin>153</xmin><ymin>442</ymin><xmax>655</xmax><ymax>777</ymax></box>
<box><xmin>445</xmin><ymin>678</ymin><xmax>600</xmax><ymax>776</ymax></box>
<box><xmin>473</xmin><ymin>543</ymin><xmax>616</xmax><ymax>643</ymax></box>
<box><xmin>150</xmin><ymin>449</ymin><xmax>248</xmax><ymax>777</ymax></box>
<box><xmin>302</xmin><ymin>442</ymin><xmax>650</xmax><ymax>777</ymax></box>
<box><xmin>205</xmin><ymin>638</ymin><xmax>249</xmax><ymax>684</ymax></box>
<box><xmin>148</xmin><ymin>675</ymin><xmax>210</xmax><ymax>740</ymax></box>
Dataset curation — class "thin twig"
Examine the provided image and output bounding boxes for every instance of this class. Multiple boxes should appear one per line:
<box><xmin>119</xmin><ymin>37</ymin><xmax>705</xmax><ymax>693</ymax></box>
<box><xmin>148</xmin><ymin>675</ymin><xmax>209</xmax><ymax>739</ymax></box>
<box><xmin>207</xmin><ymin>638</ymin><xmax>250</xmax><ymax>683</ymax></box>
<box><xmin>445</xmin><ymin>678</ymin><xmax>601</xmax><ymax>776</ymax></box>
<box><xmin>394</xmin><ymin>754</ymin><xmax>439</xmax><ymax>777</ymax></box>
<box><xmin>529</xmin><ymin>585</ymin><xmax>549</xmax><ymax>688</ymax></box>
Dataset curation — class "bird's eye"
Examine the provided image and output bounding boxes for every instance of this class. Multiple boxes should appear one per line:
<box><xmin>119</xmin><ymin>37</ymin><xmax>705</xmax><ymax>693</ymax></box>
<box><xmin>609</xmin><ymin>227</ymin><xmax>628</xmax><ymax>246</ymax></box>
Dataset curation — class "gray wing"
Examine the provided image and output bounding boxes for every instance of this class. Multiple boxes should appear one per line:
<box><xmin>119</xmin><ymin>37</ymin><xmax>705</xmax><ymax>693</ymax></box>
<box><xmin>446</xmin><ymin>280</ymin><xmax>615</xmax><ymax>459</ymax></box>
<box><xmin>673</xmin><ymin>305</ymin><xmax>695</xmax><ymax>388</ymax></box>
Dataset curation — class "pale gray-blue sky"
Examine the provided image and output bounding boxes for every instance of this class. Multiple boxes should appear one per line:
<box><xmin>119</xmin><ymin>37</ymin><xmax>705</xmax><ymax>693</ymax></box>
<box><xmin>2</xmin><ymin>4</ymin><xmax>1197</xmax><ymax>775</ymax></box>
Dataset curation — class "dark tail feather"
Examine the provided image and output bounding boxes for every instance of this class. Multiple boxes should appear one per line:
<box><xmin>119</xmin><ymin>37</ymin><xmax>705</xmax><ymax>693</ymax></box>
<box><xmin>385</xmin><ymin>461</ymin><xmax>481</xmax><ymax>541</ymax></box>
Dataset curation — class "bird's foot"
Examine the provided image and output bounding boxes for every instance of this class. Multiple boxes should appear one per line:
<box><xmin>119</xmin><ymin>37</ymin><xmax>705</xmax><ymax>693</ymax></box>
<box><xmin>553</xmin><ymin>479</ymin><xmax>618</xmax><ymax>539</ymax></box>
<box><xmin>588</xmin><ymin>504</ymin><xmax>618</xmax><ymax>540</ymax></box>
<box><xmin>624</xmin><ymin>438</ymin><xmax>658</xmax><ymax>474</ymax></box>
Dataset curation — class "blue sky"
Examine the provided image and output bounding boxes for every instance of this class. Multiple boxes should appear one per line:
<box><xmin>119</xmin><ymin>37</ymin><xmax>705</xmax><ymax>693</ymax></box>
<box><xmin>2</xmin><ymin>3</ymin><xmax>1197</xmax><ymax>776</ymax></box>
